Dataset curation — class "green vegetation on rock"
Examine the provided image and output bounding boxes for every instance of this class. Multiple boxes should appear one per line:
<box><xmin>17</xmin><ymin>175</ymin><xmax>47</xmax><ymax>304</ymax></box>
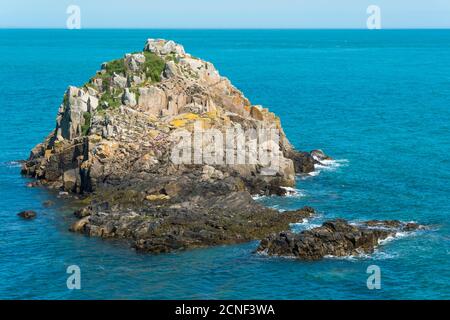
<box><xmin>82</xmin><ymin>52</ymin><xmax>165</xmax><ymax>115</ymax></box>
<box><xmin>81</xmin><ymin>112</ymin><xmax>91</xmax><ymax>136</ymax></box>
<box><xmin>143</xmin><ymin>52</ymin><xmax>165</xmax><ymax>83</ymax></box>
<box><xmin>130</xmin><ymin>87</ymin><xmax>141</xmax><ymax>102</ymax></box>
<box><xmin>104</xmin><ymin>58</ymin><xmax>126</xmax><ymax>76</ymax></box>
<box><xmin>98</xmin><ymin>89</ymin><xmax>122</xmax><ymax>111</ymax></box>
<box><xmin>63</xmin><ymin>93</ymin><xmax>69</xmax><ymax>106</ymax></box>
<box><xmin>87</xmin><ymin>58</ymin><xmax>126</xmax><ymax>91</ymax></box>
<box><xmin>165</xmin><ymin>53</ymin><xmax>180</xmax><ymax>64</ymax></box>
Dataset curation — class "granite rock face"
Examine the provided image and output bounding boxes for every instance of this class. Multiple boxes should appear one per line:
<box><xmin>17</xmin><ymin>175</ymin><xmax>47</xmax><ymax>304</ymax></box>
<box><xmin>257</xmin><ymin>219</ymin><xmax>424</xmax><ymax>260</ymax></box>
<box><xmin>21</xmin><ymin>39</ymin><xmax>327</xmax><ymax>253</ymax></box>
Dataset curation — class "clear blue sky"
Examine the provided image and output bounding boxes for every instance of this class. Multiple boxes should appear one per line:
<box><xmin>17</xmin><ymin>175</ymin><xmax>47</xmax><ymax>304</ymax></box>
<box><xmin>1</xmin><ymin>0</ymin><xmax>449</xmax><ymax>29</ymax></box>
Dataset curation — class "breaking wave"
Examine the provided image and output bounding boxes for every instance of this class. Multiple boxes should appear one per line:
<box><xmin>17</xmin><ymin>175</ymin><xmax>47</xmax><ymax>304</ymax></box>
<box><xmin>1</xmin><ymin>161</ymin><xmax>22</xmax><ymax>168</ymax></box>
<box><xmin>252</xmin><ymin>187</ymin><xmax>305</xmax><ymax>201</ymax></box>
<box><xmin>305</xmin><ymin>159</ymin><xmax>349</xmax><ymax>177</ymax></box>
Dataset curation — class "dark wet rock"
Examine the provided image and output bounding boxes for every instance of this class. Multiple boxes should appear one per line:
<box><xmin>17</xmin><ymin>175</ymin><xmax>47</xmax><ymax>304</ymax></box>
<box><xmin>404</xmin><ymin>222</ymin><xmax>423</xmax><ymax>231</ymax></box>
<box><xmin>42</xmin><ymin>200</ymin><xmax>55</xmax><ymax>207</ymax></box>
<box><xmin>69</xmin><ymin>216</ymin><xmax>90</xmax><ymax>232</ymax></box>
<box><xmin>257</xmin><ymin>219</ymin><xmax>422</xmax><ymax>260</ymax></box>
<box><xmin>26</xmin><ymin>181</ymin><xmax>41</xmax><ymax>188</ymax></box>
<box><xmin>364</xmin><ymin>220</ymin><xmax>403</xmax><ymax>228</ymax></box>
<box><xmin>286</xmin><ymin>150</ymin><xmax>315</xmax><ymax>174</ymax></box>
<box><xmin>74</xmin><ymin>206</ymin><xmax>92</xmax><ymax>218</ymax></box>
<box><xmin>73</xmin><ymin>181</ymin><xmax>315</xmax><ymax>253</ymax></box>
<box><xmin>18</xmin><ymin>210</ymin><xmax>37</xmax><ymax>219</ymax></box>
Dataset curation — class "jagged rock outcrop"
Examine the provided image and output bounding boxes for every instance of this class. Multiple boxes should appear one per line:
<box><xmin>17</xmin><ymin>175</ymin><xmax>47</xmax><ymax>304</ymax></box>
<box><xmin>257</xmin><ymin>219</ymin><xmax>423</xmax><ymax>260</ymax></box>
<box><xmin>21</xmin><ymin>38</ymin><xmax>329</xmax><ymax>252</ymax></box>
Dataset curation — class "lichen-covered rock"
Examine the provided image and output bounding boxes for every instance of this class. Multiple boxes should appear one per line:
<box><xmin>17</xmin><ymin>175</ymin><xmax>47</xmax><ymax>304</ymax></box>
<box><xmin>23</xmin><ymin>38</ymin><xmax>320</xmax><ymax>192</ymax></box>
<box><xmin>145</xmin><ymin>39</ymin><xmax>185</xmax><ymax>56</ymax></box>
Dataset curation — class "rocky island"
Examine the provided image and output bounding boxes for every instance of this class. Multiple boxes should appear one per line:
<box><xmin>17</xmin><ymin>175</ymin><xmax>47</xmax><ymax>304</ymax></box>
<box><xmin>21</xmin><ymin>39</ymin><xmax>421</xmax><ymax>258</ymax></box>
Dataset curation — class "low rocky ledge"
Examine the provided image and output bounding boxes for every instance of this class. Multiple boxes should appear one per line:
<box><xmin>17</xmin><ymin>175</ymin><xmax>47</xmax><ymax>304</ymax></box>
<box><xmin>69</xmin><ymin>179</ymin><xmax>316</xmax><ymax>253</ymax></box>
<box><xmin>256</xmin><ymin>219</ymin><xmax>424</xmax><ymax>260</ymax></box>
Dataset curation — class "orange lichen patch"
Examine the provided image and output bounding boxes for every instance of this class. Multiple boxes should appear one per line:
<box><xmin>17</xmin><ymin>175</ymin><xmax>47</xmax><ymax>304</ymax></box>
<box><xmin>275</xmin><ymin>117</ymin><xmax>282</xmax><ymax>129</ymax></box>
<box><xmin>44</xmin><ymin>149</ymin><xmax>53</xmax><ymax>160</ymax></box>
<box><xmin>250</xmin><ymin>106</ymin><xmax>264</xmax><ymax>121</ymax></box>
<box><xmin>169</xmin><ymin>119</ymin><xmax>188</xmax><ymax>127</ymax></box>
<box><xmin>80</xmin><ymin>159</ymin><xmax>92</xmax><ymax>170</ymax></box>
<box><xmin>93</xmin><ymin>141</ymin><xmax>119</xmax><ymax>159</ymax></box>
<box><xmin>205</xmin><ymin>110</ymin><xmax>219</xmax><ymax>119</ymax></box>
<box><xmin>232</xmin><ymin>95</ymin><xmax>246</xmax><ymax>107</ymax></box>
<box><xmin>181</xmin><ymin>113</ymin><xmax>200</xmax><ymax>120</ymax></box>
<box><xmin>141</xmin><ymin>153</ymin><xmax>154</xmax><ymax>161</ymax></box>
<box><xmin>88</xmin><ymin>134</ymin><xmax>103</xmax><ymax>144</ymax></box>
<box><xmin>169</xmin><ymin>112</ymin><xmax>200</xmax><ymax>127</ymax></box>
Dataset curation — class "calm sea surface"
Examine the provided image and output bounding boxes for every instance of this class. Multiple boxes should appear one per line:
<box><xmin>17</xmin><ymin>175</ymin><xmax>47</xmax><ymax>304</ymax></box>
<box><xmin>0</xmin><ymin>29</ymin><xmax>449</xmax><ymax>299</ymax></box>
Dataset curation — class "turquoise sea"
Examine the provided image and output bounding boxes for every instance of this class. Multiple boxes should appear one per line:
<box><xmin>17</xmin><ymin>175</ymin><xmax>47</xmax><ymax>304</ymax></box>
<box><xmin>0</xmin><ymin>29</ymin><xmax>449</xmax><ymax>299</ymax></box>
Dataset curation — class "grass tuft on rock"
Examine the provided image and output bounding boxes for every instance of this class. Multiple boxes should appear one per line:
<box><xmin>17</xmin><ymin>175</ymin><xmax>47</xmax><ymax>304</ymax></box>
<box><xmin>143</xmin><ymin>52</ymin><xmax>165</xmax><ymax>83</ymax></box>
<box><xmin>81</xmin><ymin>112</ymin><xmax>91</xmax><ymax>136</ymax></box>
<box><xmin>104</xmin><ymin>59</ymin><xmax>126</xmax><ymax>76</ymax></box>
<box><xmin>99</xmin><ymin>90</ymin><xmax>123</xmax><ymax>110</ymax></box>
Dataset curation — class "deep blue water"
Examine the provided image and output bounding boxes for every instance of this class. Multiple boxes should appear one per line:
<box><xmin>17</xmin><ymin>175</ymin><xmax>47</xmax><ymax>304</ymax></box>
<box><xmin>0</xmin><ymin>29</ymin><xmax>449</xmax><ymax>299</ymax></box>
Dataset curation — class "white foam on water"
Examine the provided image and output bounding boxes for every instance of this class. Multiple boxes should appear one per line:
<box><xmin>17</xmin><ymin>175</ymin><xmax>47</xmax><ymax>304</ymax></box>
<box><xmin>289</xmin><ymin>217</ymin><xmax>323</xmax><ymax>232</ymax></box>
<box><xmin>268</xmin><ymin>204</ymin><xmax>285</xmax><ymax>212</ymax></box>
<box><xmin>315</xmin><ymin>159</ymin><xmax>349</xmax><ymax>171</ymax></box>
<box><xmin>324</xmin><ymin>250</ymin><xmax>396</xmax><ymax>261</ymax></box>
<box><xmin>255</xmin><ymin>250</ymin><xmax>297</xmax><ymax>260</ymax></box>
<box><xmin>320</xmin><ymin>223</ymin><xmax>419</xmax><ymax>261</ymax></box>
<box><xmin>280</xmin><ymin>187</ymin><xmax>305</xmax><ymax>198</ymax></box>
<box><xmin>252</xmin><ymin>187</ymin><xmax>305</xmax><ymax>202</ymax></box>
<box><xmin>305</xmin><ymin>159</ymin><xmax>349</xmax><ymax>177</ymax></box>
<box><xmin>305</xmin><ymin>171</ymin><xmax>320</xmax><ymax>177</ymax></box>
<box><xmin>1</xmin><ymin>161</ymin><xmax>22</xmax><ymax>168</ymax></box>
<box><xmin>324</xmin><ymin>254</ymin><xmax>359</xmax><ymax>261</ymax></box>
<box><xmin>372</xmin><ymin>250</ymin><xmax>397</xmax><ymax>260</ymax></box>
<box><xmin>251</xmin><ymin>194</ymin><xmax>265</xmax><ymax>200</ymax></box>
<box><xmin>378</xmin><ymin>231</ymin><xmax>413</xmax><ymax>245</ymax></box>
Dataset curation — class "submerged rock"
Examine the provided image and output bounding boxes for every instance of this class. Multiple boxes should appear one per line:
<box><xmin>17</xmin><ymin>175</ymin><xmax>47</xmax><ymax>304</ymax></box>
<box><xmin>18</xmin><ymin>210</ymin><xmax>37</xmax><ymax>219</ymax></box>
<box><xmin>42</xmin><ymin>200</ymin><xmax>54</xmax><ymax>207</ymax></box>
<box><xmin>257</xmin><ymin>219</ymin><xmax>423</xmax><ymax>260</ymax></box>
